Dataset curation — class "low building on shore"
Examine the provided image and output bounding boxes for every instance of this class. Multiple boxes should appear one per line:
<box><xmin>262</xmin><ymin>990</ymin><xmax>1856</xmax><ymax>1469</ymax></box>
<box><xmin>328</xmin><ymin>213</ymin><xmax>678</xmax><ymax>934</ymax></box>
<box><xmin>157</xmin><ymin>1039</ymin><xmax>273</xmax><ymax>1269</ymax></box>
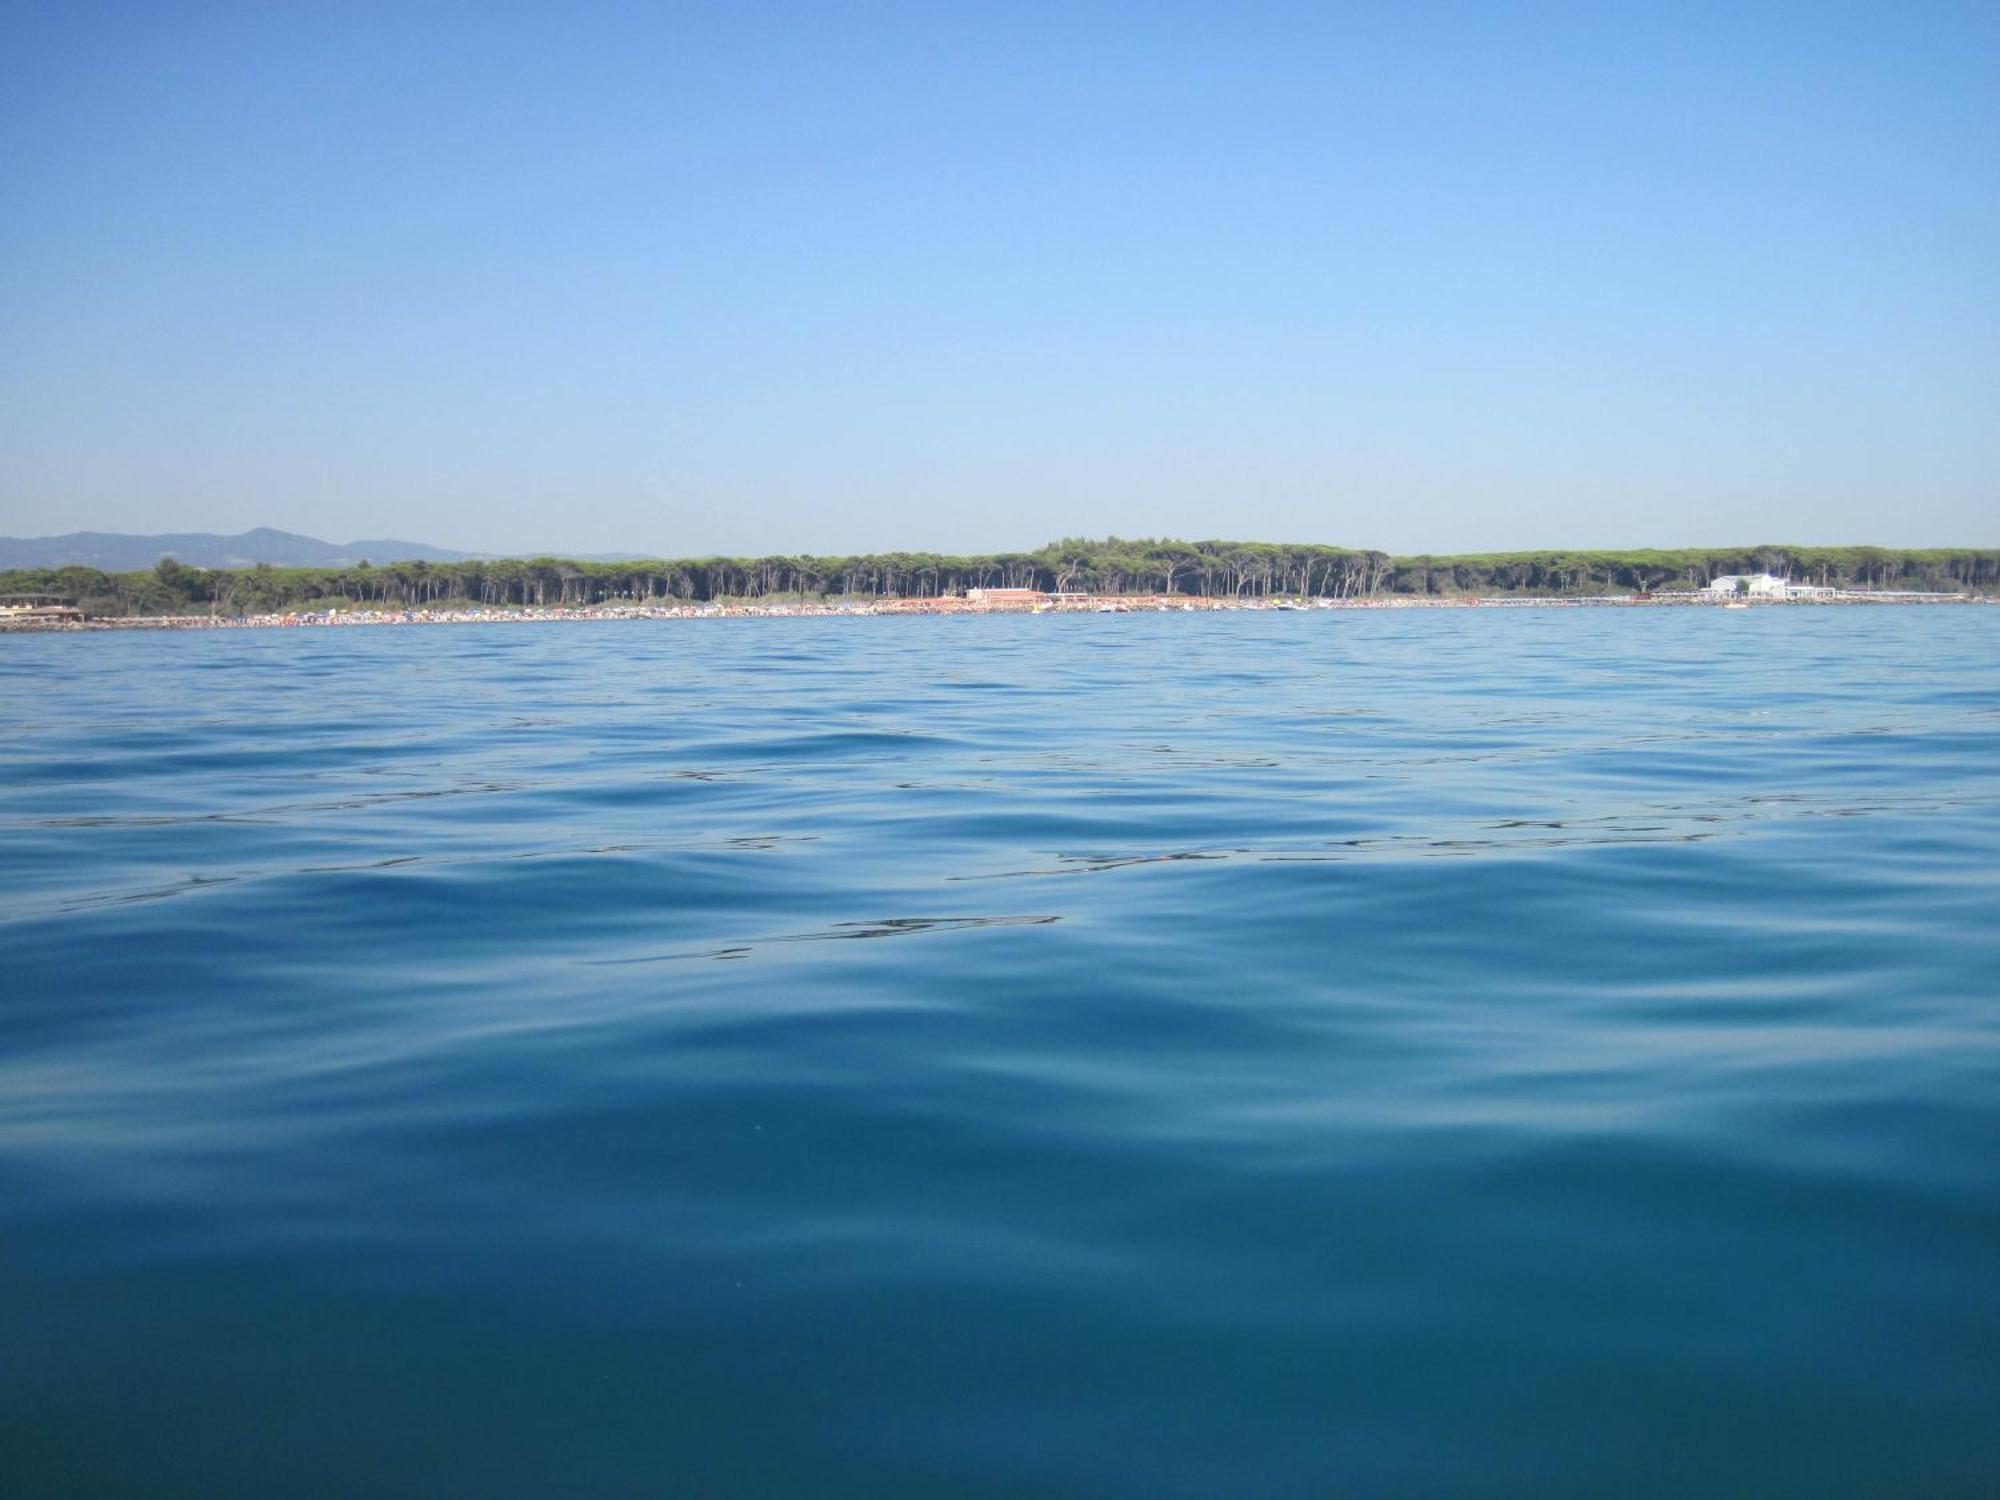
<box><xmin>0</xmin><ymin>593</ymin><xmax>85</xmax><ymax>625</ymax></box>
<box><xmin>1705</xmin><ymin>573</ymin><xmax>1834</xmax><ymax>600</ymax></box>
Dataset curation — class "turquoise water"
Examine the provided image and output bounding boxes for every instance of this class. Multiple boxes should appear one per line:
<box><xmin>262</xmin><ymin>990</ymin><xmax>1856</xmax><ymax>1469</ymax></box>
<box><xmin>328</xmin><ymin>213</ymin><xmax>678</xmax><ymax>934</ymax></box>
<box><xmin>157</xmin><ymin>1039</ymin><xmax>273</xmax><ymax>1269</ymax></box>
<box><xmin>3</xmin><ymin>610</ymin><xmax>1997</xmax><ymax>1497</ymax></box>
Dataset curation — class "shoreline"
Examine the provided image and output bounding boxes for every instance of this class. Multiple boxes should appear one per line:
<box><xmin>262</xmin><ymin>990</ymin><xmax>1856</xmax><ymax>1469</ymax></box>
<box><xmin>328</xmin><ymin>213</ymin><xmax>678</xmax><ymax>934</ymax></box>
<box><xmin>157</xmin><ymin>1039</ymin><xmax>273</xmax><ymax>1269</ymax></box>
<box><xmin>2</xmin><ymin>591</ymin><xmax>1986</xmax><ymax>633</ymax></box>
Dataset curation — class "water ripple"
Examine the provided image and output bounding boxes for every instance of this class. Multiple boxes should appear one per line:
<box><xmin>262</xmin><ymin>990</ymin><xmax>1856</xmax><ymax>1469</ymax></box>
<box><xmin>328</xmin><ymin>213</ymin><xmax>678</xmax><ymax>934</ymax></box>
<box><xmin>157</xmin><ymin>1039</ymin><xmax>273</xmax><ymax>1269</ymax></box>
<box><xmin>2</xmin><ymin>609</ymin><xmax>1997</xmax><ymax>1498</ymax></box>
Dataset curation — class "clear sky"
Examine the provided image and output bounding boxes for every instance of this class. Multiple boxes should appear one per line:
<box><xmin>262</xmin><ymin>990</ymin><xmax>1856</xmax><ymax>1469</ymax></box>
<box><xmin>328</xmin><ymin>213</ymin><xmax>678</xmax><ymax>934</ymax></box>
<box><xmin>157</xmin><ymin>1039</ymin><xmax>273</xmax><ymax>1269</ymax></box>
<box><xmin>2</xmin><ymin>1</ymin><xmax>1995</xmax><ymax>556</ymax></box>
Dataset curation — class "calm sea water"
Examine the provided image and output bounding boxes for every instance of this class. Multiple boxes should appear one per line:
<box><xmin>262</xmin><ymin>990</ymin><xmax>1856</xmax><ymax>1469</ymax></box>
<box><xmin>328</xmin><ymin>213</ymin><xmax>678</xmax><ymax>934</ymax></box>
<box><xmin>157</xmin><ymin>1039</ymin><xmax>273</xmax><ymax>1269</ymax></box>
<box><xmin>2</xmin><ymin>609</ymin><xmax>1997</xmax><ymax>1497</ymax></box>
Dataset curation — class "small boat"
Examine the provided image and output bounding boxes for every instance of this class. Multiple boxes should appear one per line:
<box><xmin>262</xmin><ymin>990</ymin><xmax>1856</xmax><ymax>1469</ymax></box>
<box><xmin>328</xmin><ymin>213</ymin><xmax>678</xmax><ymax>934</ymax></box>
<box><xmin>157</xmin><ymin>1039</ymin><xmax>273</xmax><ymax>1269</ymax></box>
<box><xmin>1723</xmin><ymin>601</ymin><xmax>1749</xmax><ymax>610</ymax></box>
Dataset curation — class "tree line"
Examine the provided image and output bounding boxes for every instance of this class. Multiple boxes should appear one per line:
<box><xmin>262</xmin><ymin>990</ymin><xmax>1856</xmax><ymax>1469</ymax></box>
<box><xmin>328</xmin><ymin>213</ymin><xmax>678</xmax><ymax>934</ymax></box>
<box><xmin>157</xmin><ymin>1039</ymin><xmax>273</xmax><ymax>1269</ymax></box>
<box><xmin>6</xmin><ymin>540</ymin><xmax>1996</xmax><ymax>616</ymax></box>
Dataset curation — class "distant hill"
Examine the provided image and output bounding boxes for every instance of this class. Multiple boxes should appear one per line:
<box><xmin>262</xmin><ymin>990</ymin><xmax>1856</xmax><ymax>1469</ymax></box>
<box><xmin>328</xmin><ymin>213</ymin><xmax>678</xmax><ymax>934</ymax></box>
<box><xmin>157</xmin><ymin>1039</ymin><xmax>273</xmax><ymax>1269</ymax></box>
<box><xmin>0</xmin><ymin>529</ymin><xmax>474</xmax><ymax>570</ymax></box>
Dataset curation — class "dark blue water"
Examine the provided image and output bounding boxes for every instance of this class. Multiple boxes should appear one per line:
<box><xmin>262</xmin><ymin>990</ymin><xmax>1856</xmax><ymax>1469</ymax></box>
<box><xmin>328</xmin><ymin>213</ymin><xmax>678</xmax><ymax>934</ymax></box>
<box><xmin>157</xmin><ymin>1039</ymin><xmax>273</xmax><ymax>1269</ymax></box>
<box><xmin>3</xmin><ymin>610</ymin><xmax>1997</xmax><ymax>1497</ymax></box>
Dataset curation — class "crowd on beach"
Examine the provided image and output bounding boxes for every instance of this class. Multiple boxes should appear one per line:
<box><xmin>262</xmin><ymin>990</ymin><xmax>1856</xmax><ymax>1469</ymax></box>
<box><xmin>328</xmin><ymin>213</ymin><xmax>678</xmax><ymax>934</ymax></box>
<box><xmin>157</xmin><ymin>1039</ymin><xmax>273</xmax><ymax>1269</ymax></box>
<box><xmin>2</xmin><ymin>588</ymin><xmax>1983</xmax><ymax>633</ymax></box>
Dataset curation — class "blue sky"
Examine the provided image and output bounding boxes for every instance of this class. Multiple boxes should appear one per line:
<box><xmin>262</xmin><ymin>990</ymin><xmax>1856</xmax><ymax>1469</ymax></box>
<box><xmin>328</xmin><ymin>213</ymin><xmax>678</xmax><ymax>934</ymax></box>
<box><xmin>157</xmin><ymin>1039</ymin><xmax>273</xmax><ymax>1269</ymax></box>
<box><xmin>3</xmin><ymin>1</ymin><xmax>1995</xmax><ymax>555</ymax></box>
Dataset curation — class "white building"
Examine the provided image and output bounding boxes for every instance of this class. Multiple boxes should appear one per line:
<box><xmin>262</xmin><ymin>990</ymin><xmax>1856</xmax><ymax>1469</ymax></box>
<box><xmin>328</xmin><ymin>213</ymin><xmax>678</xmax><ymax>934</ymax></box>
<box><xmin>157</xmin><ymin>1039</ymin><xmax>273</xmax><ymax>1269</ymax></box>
<box><xmin>1706</xmin><ymin>573</ymin><xmax>1833</xmax><ymax>599</ymax></box>
<box><xmin>1707</xmin><ymin>573</ymin><xmax>1785</xmax><ymax>597</ymax></box>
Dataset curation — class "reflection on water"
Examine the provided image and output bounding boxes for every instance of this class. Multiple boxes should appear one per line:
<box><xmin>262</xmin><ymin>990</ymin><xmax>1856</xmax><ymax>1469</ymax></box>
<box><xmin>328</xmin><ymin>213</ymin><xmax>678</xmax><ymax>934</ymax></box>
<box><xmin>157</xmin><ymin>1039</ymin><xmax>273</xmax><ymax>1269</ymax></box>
<box><xmin>1</xmin><ymin>608</ymin><xmax>1998</xmax><ymax>1498</ymax></box>
<box><xmin>599</xmin><ymin>913</ymin><xmax>1065</xmax><ymax>964</ymax></box>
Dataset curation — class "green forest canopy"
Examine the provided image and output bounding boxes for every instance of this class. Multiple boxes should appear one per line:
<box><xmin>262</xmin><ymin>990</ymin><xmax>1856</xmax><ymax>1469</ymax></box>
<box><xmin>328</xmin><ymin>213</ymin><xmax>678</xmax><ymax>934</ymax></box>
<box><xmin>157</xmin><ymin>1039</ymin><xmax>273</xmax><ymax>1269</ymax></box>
<box><xmin>6</xmin><ymin>540</ymin><xmax>1997</xmax><ymax>615</ymax></box>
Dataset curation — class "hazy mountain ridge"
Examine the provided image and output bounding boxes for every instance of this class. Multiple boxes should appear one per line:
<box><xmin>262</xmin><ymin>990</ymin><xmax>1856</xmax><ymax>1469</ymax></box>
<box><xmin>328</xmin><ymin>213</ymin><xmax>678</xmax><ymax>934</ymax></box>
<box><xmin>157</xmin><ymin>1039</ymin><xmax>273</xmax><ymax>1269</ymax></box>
<box><xmin>0</xmin><ymin>529</ymin><xmax>474</xmax><ymax>570</ymax></box>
